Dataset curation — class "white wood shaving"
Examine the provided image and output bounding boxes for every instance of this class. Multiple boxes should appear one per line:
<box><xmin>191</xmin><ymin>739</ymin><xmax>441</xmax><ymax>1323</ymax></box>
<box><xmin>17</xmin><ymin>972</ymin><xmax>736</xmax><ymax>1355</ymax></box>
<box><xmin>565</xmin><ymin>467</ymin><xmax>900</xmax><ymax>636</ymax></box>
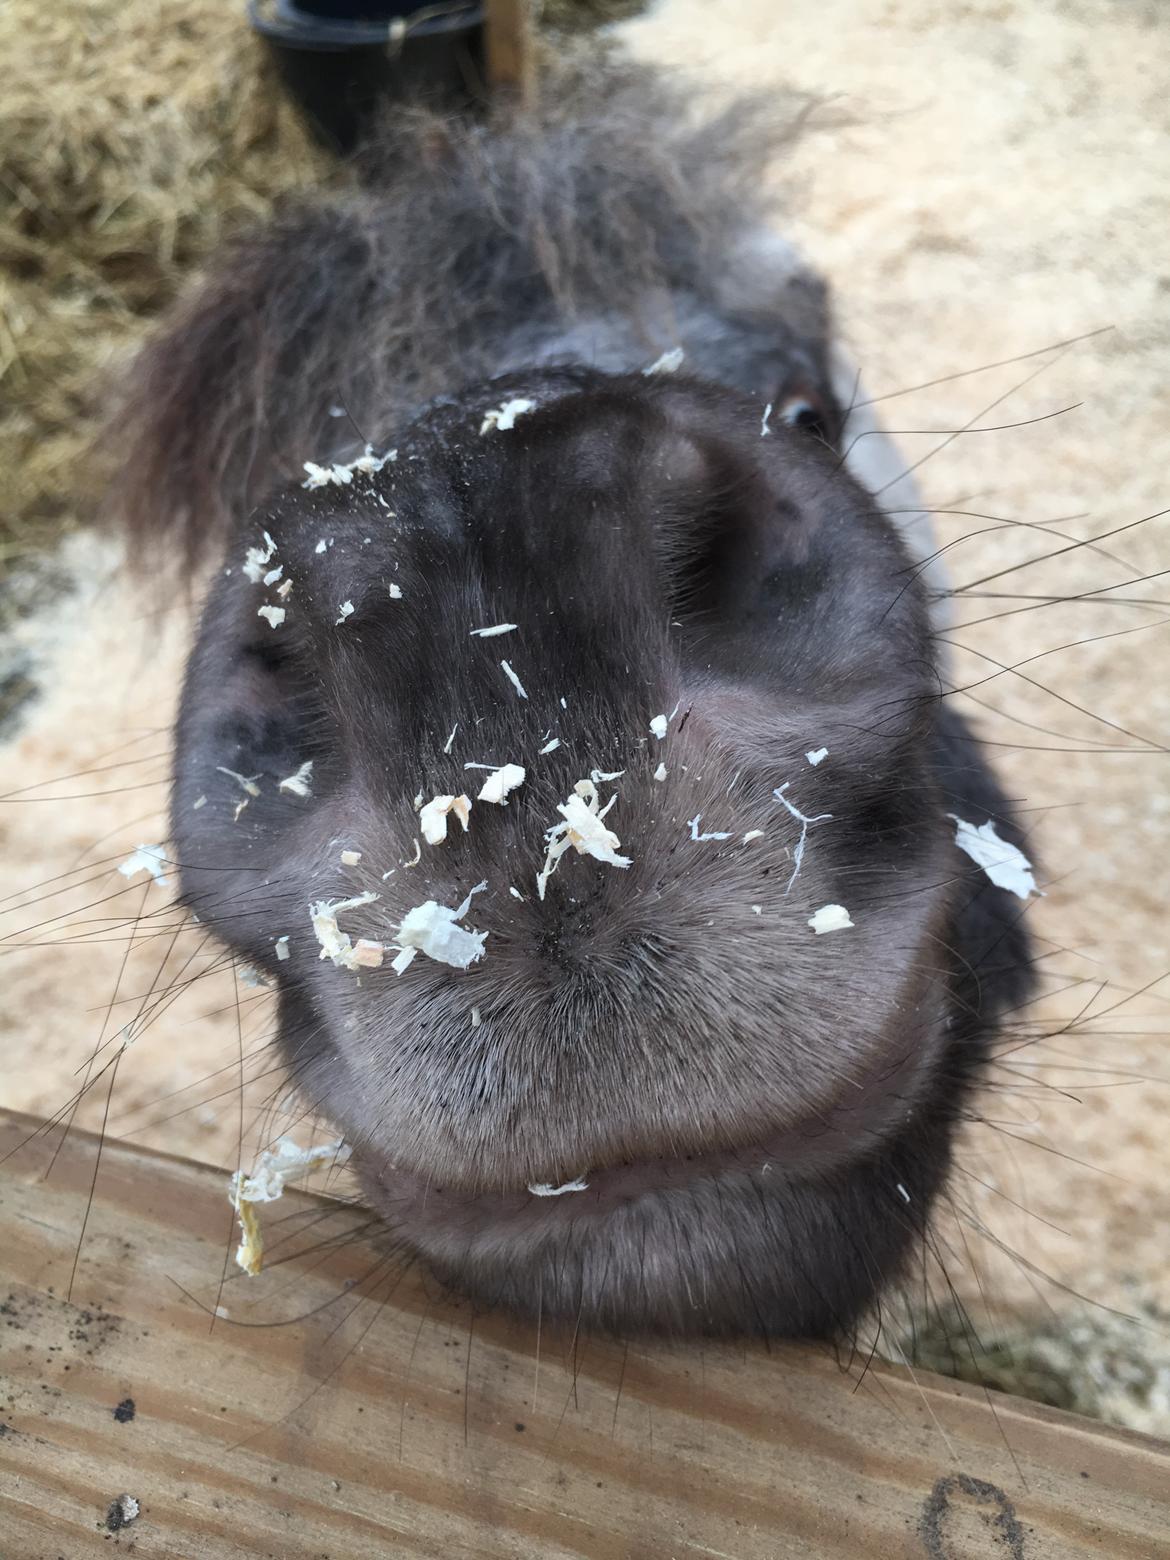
<box><xmin>590</xmin><ymin>768</ymin><xmax>624</xmax><ymax>783</ymax></box>
<box><xmin>897</xmin><ymin>1182</ymin><xmax>912</xmax><ymax>1204</ymax></box>
<box><xmin>501</xmin><ymin>660</ymin><xmax>528</xmax><ymax>699</ymax></box>
<box><xmin>560</xmin><ymin>697</ymin><xmax>567</xmax><ymax>710</ymax></box>
<box><xmin>192</xmin><ymin>795</ymin><xmax>207</xmax><ymax>810</ymax></box>
<box><xmin>808</xmin><ymin>903</ymin><xmax>854</xmax><ymax>935</ymax></box>
<box><xmin>242</xmin><ymin>531</ymin><xmax>277</xmax><ymax>584</ymax></box>
<box><xmin>340</xmin><ymin>849</ymin><xmax>362</xmax><ymax>865</ymax></box>
<box><xmin>643</xmin><ymin>347</ymin><xmax>684</xmax><ymax>375</ymax></box>
<box><xmin>278</xmin><ymin>760</ymin><xmax>313</xmax><ymax>798</ymax></box>
<box><xmin>257</xmin><ymin>603</ymin><xmax>286</xmax><ymax>629</ymax></box>
<box><xmin>233</xmin><ymin>799</ymin><xmax>249</xmax><ymax>823</ymax></box>
<box><xmin>389</xmin><ymin>583</ymin><xmax>403</xmax><ymax>600</ymax></box>
<box><xmin>948</xmin><ymin>815</ymin><xmax>1037</xmax><ymax>899</ymax></box>
<box><xmin>413</xmin><ymin>789</ymin><xmax>424</xmax><ymax>809</ymax></box>
<box><xmin>302</xmin><ymin>446</ymin><xmax>396</xmax><ymax>490</ymax></box>
<box><xmin>315</xmin><ymin>538</ymin><xmax>329</xmax><ymax>554</ymax></box>
<box><xmin>477</xmin><ymin>764</ymin><xmax>525</xmax><ymax>805</ymax></box>
<box><xmin>536</xmin><ymin>779</ymin><xmax>631</xmax><ymax>900</ymax></box>
<box><xmin>509</xmin><ymin>886</ymin><xmax>525</xmax><ymax>900</ymax></box>
<box><xmin>443</xmin><ymin>723</ymin><xmax>459</xmax><ymax>754</ymax></box>
<box><xmin>649</xmin><ymin>714</ymin><xmax>668</xmax><ymax>740</ymax></box>
<box><xmin>479</xmin><ymin>398</ymin><xmax>536</xmax><ymax>435</ymax></box>
<box><xmin>336</xmin><ymin>600</ymin><xmax>355</xmax><ymax>624</ymax></box>
<box><xmin>276</xmin><ymin>578</ymin><xmax>293</xmax><ymax>599</ymax></box>
<box><xmin>653</xmin><ymin>762</ymin><xmax>667</xmax><ymax>782</ymax></box>
<box><xmin>470</xmin><ymin>623</ymin><xmax>518</xmax><ymax>638</ymax></box>
<box><xmin>216</xmin><ymin>767</ymin><xmax>261</xmax><ymax>798</ymax></box>
<box><xmin>274</xmin><ymin>936</ymin><xmax>290</xmax><ymax>961</ymax></box>
<box><xmin>470</xmin><ymin>1006</ymin><xmax>482</xmax><ymax>1027</ymax></box>
<box><xmin>761</xmin><ymin>402</ymin><xmax>773</xmax><ymax>437</ymax></box>
<box><xmin>773</xmin><ymin>782</ymin><xmax>833</xmax><ymax>893</ymax></box>
<box><xmin>391</xmin><ymin>881</ymin><xmax>488</xmax><ymax>975</ymax></box>
<box><xmin>463</xmin><ymin>762</ymin><xmax>498</xmax><ymax>770</ymax></box>
<box><xmin>403</xmin><ymin>838</ymin><xmax>422</xmax><ymax>868</ymax></box>
<box><xmin>229</xmin><ymin>1136</ymin><xmax>345</xmax><ymax>1275</ymax></box>
<box><xmin>742</xmin><ymin>829</ymin><xmax>765</xmax><ymax>843</ymax></box>
<box><xmin>806</xmin><ymin>747</ymin><xmax>829</xmax><ymax>766</ymax></box>
<box><xmin>420</xmin><ymin>793</ymin><xmax>472</xmax><ymax>844</ymax></box>
<box><xmin>689</xmin><ymin>815</ymin><xmax>732</xmax><ymax>843</ymax></box>
<box><xmin>117</xmin><ymin>844</ymin><xmax>168</xmax><ymax>888</ymax></box>
<box><xmin>528</xmin><ymin>1178</ymin><xmax>589</xmax><ymax>1196</ymax></box>
<box><xmin>262</xmin><ymin>565</ymin><xmax>283</xmax><ymax>586</ymax></box>
<box><xmin>351</xmin><ymin>938</ymin><xmax>385</xmax><ymax>968</ymax></box>
<box><xmin>752</xmin><ymin>904</ymin><xmax>762</xmax><ymax>915</ymax></box>
<box><xmin>310</xmin><ymin>890</ymin><xmax>379</xmax><ymax>969</ymax></box>
<box><xmin>538</xmin><ymin>738</ymin><xmax>560</xmax><ymax>755</ymax></box>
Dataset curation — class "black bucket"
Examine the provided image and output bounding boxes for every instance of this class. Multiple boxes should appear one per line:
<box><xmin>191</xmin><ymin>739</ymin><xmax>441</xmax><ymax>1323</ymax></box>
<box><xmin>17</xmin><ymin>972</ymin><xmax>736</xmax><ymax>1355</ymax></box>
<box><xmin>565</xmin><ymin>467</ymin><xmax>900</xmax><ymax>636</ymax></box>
<box><xmin>249</xmin><ymin>1</ymin><xmax>487</xmax><ymax>155</ymax></box>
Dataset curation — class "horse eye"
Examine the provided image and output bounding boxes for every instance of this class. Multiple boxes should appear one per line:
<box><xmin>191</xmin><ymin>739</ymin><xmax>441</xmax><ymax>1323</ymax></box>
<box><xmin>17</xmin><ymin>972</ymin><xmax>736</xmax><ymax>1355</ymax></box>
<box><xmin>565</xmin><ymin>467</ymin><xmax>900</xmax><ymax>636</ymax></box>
<box><xmin>778</xmin><ymin>395</ymin><xmax>829</xmax><ymax>440</ymax></box>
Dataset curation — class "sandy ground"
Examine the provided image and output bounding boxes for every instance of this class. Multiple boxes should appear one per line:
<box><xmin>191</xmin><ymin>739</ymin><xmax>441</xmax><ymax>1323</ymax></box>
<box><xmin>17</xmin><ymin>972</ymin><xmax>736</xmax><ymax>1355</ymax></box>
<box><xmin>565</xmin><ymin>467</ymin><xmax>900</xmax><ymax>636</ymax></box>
<box><xmin>1</xmin><ymin>0</ymin><xmax>1168</xmax><ymax>1420</ymax></box>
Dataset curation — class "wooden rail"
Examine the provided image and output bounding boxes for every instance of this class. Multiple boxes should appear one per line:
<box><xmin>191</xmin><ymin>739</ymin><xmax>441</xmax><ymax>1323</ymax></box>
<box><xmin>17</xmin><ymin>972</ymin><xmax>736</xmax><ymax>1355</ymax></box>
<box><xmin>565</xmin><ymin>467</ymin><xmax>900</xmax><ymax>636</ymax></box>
<box><xmin>0</xmin><ymin>1109</ymin><xmax>1166</xmax><ymax>1558</ymax></box>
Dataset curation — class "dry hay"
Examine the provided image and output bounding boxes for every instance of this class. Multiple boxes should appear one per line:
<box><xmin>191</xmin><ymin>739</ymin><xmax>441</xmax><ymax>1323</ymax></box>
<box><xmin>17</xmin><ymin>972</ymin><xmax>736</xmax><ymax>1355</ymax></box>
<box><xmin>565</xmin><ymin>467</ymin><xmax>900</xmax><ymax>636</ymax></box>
<box><xmin>0</xmin><ymin>0</ymin><xmax>330</xmax><ymax>568</ymax></box>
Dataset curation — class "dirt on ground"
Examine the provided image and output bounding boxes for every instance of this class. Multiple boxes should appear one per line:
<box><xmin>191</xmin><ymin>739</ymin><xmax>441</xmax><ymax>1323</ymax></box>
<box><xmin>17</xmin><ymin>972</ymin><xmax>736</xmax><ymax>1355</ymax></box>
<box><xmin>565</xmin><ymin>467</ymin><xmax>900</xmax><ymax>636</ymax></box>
<box><xmin>1</xmin><ymin>0</ymin><xmax>1167</xmax><ymax>1427</ymax></box>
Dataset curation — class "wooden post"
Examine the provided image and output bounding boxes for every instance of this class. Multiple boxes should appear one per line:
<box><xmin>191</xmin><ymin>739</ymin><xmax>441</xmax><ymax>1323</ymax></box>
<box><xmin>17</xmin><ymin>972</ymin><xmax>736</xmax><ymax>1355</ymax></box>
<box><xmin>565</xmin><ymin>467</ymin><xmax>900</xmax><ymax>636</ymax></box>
<box><xmin>485</xmin><ymin>0</ymin><xmax>534</xmax><ymax>101</ymax></box>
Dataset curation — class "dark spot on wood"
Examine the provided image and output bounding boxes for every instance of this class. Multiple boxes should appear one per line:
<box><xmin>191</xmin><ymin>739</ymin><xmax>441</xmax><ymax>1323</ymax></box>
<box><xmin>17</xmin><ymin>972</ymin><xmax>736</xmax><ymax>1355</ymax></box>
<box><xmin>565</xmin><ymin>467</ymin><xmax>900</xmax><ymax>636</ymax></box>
<box><xmin>113</xmin><ymin>1397</ymin><xmax>136</xmax><ymax>1423</ymax></box>
<box><xmin>918</xmin><ymin>1473</ymin><xmax>1026</xmax><ymax>1559</ymax></box>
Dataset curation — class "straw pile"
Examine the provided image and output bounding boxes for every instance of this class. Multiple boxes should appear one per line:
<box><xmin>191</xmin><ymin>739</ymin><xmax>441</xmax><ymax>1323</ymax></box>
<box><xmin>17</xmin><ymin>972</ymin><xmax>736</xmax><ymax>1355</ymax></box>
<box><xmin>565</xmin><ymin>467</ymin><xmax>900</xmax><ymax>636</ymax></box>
<box><xmin>0</xmin><ymin>0</ymin><xmax>330</xmax><ymax>566</ymax></box>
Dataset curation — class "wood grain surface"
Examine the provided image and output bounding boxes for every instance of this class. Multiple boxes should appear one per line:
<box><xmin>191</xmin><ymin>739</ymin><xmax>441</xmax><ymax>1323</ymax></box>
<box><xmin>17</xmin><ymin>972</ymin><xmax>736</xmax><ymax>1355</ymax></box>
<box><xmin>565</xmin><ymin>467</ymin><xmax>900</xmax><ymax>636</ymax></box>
<box><xmin>0</xmin><ymin>1109</ymin><xmax>1166</xmax><ymax>1560</ymax></box>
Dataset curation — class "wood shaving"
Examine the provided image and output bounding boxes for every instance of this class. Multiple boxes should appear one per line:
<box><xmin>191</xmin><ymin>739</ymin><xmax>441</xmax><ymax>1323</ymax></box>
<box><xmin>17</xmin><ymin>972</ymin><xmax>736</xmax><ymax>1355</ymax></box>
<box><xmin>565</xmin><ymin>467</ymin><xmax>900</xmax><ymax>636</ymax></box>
<box><xmin>391</xmin><ymin>881</ymin><xmax>489</xmax><ymax>974</ymax></box>
<box><xmin>470</xmin><ymin>1006</ymin><xmax>482</xmax><ymax>1027</ymax></box>
<box><xmin>653</xmin><ymin>762</ymin><xmax>667</xmax><ymax>782</ymax></box>
<box><xmin>192</xmin><ymin>795</ymin><xmax>207</xmax><ymax>810</ymax></box>
<box><xmin>590</xmin><ymin>768</ymin><xmax>624</xmax><ymax>783</ymax></box>
<box><xmin>262</xmin><ymin>565</ymin><xmax>283</xmax><ymax>586</ymax></box>
<box><xmin>117</xmin><ymin>843</ymin><xmax>168</xmax><ymax>887</ymax></box>
<box><xmin>242</xmin><ymin>531</ymin><xmax>277</xmax><ymax>584</ymax></box>
<box><xmin>806</xmin><ymin>747</ymin><xmax>829</xmax><ymax>766</ymax></box>
<box><xmin>278</xmin><ymin>760</ymin><xmax>313</xmax><ymax>798</ymax></box>
<box><xmin>277</xmin><ymin>578</ymin><xmax>293</xmax><ymax>599</ymax></box>
<box><xmin>389</xmin><ymin>582</ymin><xmax>403</xmax><ymax>599</ymax></box>
<box><xmin>479</xmin><ymin>397</ymin><xmax>536</xmax><ymax>434</ymax></box>
<box><xmin>761</xmin><ymin>401</ymin><xmax>773</xmax><ymax>437</ymax></box>
<box><xmin>229</xmin><ymin>1136</ymin><xmax>345</xmax><ymax>1275</ymax></box>
<box><xmin>340</xmin><ymin>849</ymin><xmax>362</xmax><ymax>865</ymax></box>
<box><xmin>420</xmin><ymin>793</ymin><xmax>472</xmax><ymax>844</ymax></box>
<box><xmin>742</xmin><ymin>829</ymin><xmax>765</xmax><ymax>843</ymax></box>
<box><xmin>808</xmin><ymin>904</ymin><xmax>854</xmax><ymax>935</ymax></box>
<box><xmin>477</xmin><ymin>764</ymin><xmax>525</xmax><ymax>805</ymax></box>
<box><xmin>216</xmin><ymin>766</ymin><xmax>260</xmax><ymax>798</ymax></box>
<box><xmin>642</xmin><ymin>347</ymin><xmax>684</xmax><ymax>375</ymax></box>
<box><xmin>310</xmin><ymin>890</ymin><xmax>379</xmax><ymax>969</ymax></box>
<box><xmin>403</xmin><ymin>838</ymin><xmax>422</xmax><ymax>868</ymax></box>
<box><xmin>501</xmin><ymin>660</ymin><xmax>528</xmax><ymax>699</ymax></box>
<box><xmin>233</xmin><ymin>799</ymin><xmax>249</xmax><ymax>823</ymax></box>
<box><xmin>314</xmin><ymin>538</ymin><xmax>330</xmax><ymax>554</ymax></box>
<box><xmin>470</xmin><ymin>623</ymin><xmax>518</xmax><ymax>638</ymax></box>
<box><xmin>649</xmin><ymin>714</ymin><xmax>668</xmax><ymax>740</ymax></box>
<box><xmin>528</xmin><ymin>1177</ymin><xmax>589</xmax><ymax>1196</ymax></box>
<box><xmin>689</xmin><ymin>815</ymin><xmax>732</xmax><ymax>842</ymax></box>
<box><xmin>537</xmin><ymin>779</ymin><xmax>631</xmax><ymax>900</ymax></box>
<box><xmin>948</xmin><ymin>814</ymin><xmax>1038</xmax><ymax>900</ymax></box>
<box><xmin>773</xmin><ymin>782</ymin><xmax>833</xmax><ymax>893</ymax></box>
<box><xmin>443</xmin><ymin>724</ymin><xmax>459</xmax><ymax>754</ymax></box>
<box><xmin>274</xmin><ymin>936</ymin><xmax>290</xmax><ymax>961</ymax></box>
<box><xmin>302</xmin><ymin>445</ymin><xmax>396</xmax><ymax>489</ymax></box>
<box><xmin>351</xmin><ymin>938</ymin><xmax>385</xmax><ymax>968</ymax></box>
<box><xmin>538</xmin><ymin>738</ymin><xmax>560</xmax><ymax>755</ymax></box>
<box><xmin>335</xmin><ymin>600</ymin><xmax>355</xmax><ymax>624</ymax></box>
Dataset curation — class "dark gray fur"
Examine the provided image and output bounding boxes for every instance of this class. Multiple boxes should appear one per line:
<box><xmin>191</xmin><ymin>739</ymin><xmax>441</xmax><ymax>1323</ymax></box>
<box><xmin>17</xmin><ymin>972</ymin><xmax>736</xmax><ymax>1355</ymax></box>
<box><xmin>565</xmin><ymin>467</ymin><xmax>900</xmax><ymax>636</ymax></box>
<box><xmin>109</xmin><ymin>58</ymin><xmax>1032</xmax><ymax>1340</ymax></box>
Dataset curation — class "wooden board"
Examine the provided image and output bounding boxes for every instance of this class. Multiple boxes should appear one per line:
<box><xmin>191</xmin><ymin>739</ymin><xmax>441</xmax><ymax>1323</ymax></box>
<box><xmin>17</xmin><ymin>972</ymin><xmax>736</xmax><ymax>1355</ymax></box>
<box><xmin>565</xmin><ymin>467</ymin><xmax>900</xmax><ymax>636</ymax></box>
<box><xmin>0</xmin><ymin>1109</ymin><xmax>1166</xmax><ymax>1560</ymax></box>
